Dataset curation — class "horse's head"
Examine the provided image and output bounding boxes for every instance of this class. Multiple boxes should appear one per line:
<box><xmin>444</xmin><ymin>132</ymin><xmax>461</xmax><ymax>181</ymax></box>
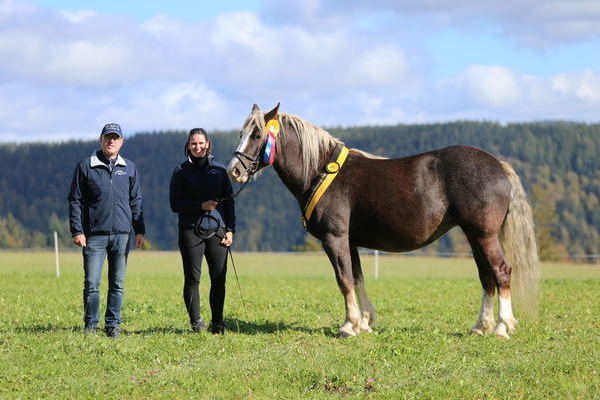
<box><xmin>227</xmin><ymin>103</ymin><xmax>280</xmax><ymax>182</ymax></box>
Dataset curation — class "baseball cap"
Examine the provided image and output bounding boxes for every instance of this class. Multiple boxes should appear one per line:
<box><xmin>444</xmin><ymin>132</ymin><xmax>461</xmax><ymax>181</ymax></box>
<box><xmin>101</xmin><ymin>123</ymin><xmax>123</xmax><ymax>137</ymax></box>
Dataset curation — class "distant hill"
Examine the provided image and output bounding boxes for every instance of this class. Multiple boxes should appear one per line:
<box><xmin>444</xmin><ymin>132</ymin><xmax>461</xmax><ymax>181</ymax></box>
<box><xmin>0</xmin><ymin>121</ymin><xmax>598</xmax><ymax>259</ymax></box>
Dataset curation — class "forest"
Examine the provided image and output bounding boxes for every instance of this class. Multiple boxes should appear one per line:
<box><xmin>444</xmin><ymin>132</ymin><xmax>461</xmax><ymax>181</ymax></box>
<box><xmin>0</xmin><ymin>120</ymin><xmax>598</xmax><ymax>261</ymax></box>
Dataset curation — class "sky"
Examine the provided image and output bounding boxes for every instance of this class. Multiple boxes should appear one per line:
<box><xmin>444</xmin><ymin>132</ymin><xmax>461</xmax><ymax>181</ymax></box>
<box><xmin>0</xmin><ymin>0</ymin><xmax>599</xmax><ymax>143</ymax></box>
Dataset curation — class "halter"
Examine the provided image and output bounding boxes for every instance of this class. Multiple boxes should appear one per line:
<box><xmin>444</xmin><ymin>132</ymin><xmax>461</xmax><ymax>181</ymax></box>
<box><xmin>222</xmin><ymin>118</ymin><xmax>281</xmax><ymax>202</ymax></box>
<box><xmin>232</xmin><ymin>150</ymin><xmax>261</xmax><ymax>177</ymax></box>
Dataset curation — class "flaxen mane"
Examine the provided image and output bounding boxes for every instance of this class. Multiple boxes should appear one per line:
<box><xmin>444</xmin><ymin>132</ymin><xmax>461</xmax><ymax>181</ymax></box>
<box><xmin>280</xmin><ymin>113</ymin><xmax>383</xmax><ymax>180</ymax></box>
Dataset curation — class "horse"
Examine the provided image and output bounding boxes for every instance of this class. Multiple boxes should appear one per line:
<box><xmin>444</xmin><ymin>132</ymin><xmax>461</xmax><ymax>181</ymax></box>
<box><xmin>226</xmin><ymin>103</ymin><xmax>539</xmax><ymax>339</ymax></box>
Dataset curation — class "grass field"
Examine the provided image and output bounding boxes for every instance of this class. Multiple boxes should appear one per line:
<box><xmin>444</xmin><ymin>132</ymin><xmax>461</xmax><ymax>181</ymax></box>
<box><xmin>1</xmin><ymin>251</ymin><xmax>598</xmax><ymax>399</ymax></box>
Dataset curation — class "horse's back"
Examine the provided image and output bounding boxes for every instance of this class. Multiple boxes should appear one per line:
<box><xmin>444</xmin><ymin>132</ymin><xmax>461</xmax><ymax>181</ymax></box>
<box><xmin>341</xmin><ymin>145</ymin><xmax>510</xmax><ymax>250</ymax></box>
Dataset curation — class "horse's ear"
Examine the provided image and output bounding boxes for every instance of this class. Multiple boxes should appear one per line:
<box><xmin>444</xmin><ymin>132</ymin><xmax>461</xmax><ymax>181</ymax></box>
<box><xmin>264</xmin><ymin>103</ymin><xmax>280</xmax><ymax>121</ymax></box>
<box><xmin>252</xmin><ymin>104</ymin><xmax>260</xmax><ymax>112</ymax></box>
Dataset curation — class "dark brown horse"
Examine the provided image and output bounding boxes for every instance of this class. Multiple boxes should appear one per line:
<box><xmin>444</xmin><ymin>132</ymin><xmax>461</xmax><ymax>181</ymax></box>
<box><xmin>227</xmin><ymin>104</ymin><xmax>539</xmax><ymax>338</ymax></box>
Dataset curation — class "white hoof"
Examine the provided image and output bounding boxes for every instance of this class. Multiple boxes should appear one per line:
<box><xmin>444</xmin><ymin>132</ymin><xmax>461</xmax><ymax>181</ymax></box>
<box><xmin>337</xmin><ymin>328</ymin><xmax>358</xmax><ymax>338</ymax></box>
<box><xmin>471</xmin><ymin>318</ymin><xmax>495</xmax><ymax>335</ymax></box>
<box><xmin>493</xmin><ymin>322</ymin><xmax>511</xmax><ymax>339</ymax></box>
<box><xmin>359</xmin><ymin>317</ymin><xmax>373</xmax><ymax>333</ymax></box>
<box><xmin>470</xmin><ymin>327</ymin><xmax>485</xmax><ymax>336</ymax></box>
<box><xmin>503</xmin><ymin>317</ymin><xmax>517</xmax><ymax>333</ymax></box>
<box><xmin>337</xmin><ymin>321</ymin><xmax>359</xmax><ymax>338</ymax></box>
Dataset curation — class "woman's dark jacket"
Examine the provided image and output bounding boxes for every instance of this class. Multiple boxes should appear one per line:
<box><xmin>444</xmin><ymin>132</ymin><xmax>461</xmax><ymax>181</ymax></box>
<box><xmin>169</xmin><ymin>155</ymin><xmax>235</xmax><ymax>232</ymax></box>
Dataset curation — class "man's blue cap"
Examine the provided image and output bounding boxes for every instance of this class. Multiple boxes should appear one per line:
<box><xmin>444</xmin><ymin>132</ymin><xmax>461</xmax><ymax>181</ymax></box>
<box><xmin>101</xmin><ymin>123</ymin><xmax>122</xmax><ymax>137</ymax></box>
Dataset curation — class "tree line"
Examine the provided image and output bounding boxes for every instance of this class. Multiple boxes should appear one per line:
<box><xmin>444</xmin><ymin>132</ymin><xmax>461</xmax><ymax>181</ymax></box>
<box><xmin>0</xmin><ymin>121</ymin><xmax>597</xmax><ymax>261</ymax></box>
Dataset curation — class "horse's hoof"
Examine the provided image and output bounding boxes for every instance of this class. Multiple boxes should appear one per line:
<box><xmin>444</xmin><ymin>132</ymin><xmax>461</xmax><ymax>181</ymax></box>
<box><xmin>337</xmin><ymin>329</ymin><xmax>358</xmax><ymax>339</ymax></box>
<box><xmin>493</xmin><ymin>323</ymin><xmax>510</xmax><ymax>339</ymax></box>
<box><xmin>470</xmin><ymin>327</ymin><xmax>485</xmax><ymax>336</ymax></box>
<box><xmin>359</xmin><ymin>318</ymin><xmax>373</xmax><ymax>333</ymax></box>
<box><xmin>504</xmin><ymin>318</ymin><xmax>518</xmax><ymax>333</ymax></box>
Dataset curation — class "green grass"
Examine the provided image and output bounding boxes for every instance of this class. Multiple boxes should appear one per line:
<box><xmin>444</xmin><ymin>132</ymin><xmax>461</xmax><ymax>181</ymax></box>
<box><xmin>1</xmin><ymin>251</ymin><xmax>598</xmax><ymax>399</ymax></box>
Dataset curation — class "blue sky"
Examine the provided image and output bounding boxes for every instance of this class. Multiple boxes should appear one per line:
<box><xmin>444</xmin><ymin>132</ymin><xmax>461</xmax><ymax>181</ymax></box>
<box><xmin>1</xmin><ymin>0</ymin><xmax>599</xmax><ymax>142</ymax></box>
<box><xmin>33</xmin><ymin>0</ymin><xmax>262</xmax><ymax>21</ymax></box>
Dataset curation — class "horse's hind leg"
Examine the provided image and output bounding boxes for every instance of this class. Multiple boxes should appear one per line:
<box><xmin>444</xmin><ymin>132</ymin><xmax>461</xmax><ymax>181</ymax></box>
<box><xmin>350</xmin><ymin>246</ymin><xmax>376</xmax><ymax>333</ymax></box>
<box><xmin>467</xmin><ymin>234</ymin><xmax>517</xmax><ymax>338</ymax></box>
<box><xmin>322</xmin><ymin>234</ymin><xmax>362</xmax><ymax>337</ymax></box>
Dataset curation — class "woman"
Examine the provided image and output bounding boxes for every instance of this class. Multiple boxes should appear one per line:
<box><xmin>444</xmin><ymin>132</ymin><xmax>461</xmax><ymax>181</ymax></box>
<box><xmin>169</xmin><ymin>128</ymin><xmax>235</xmax><ymax>334</ymax></box>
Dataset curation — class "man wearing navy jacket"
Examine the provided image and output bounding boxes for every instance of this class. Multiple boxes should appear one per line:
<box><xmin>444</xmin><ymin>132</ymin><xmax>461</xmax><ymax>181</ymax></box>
<box><xmin>68</xmin><ymin>123</ymin><xmax>145</xmax><ymax>338</ymax></box>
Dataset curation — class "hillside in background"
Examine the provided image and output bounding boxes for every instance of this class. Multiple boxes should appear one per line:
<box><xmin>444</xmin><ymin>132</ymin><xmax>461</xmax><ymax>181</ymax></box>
<box><xmin>0</xmin><ymin>121</ymin><xmax>598</xmax><ymax>259</ymax></box>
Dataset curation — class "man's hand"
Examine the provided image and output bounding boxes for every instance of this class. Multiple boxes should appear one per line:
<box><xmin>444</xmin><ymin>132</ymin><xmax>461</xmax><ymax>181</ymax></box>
<box><xmin>135</xmin><ymin>234</ymin><xmax>145</xmax><ymax>248</ymax></box>
<box><xmin>73</xmin><ymin>234</ymin><xmax>86</xmax><ymax>247</ymax></box>
<box><xmin>220</xmin><ymin>231</ymin><xmax>233</xmax><ymax>247</ymax></box>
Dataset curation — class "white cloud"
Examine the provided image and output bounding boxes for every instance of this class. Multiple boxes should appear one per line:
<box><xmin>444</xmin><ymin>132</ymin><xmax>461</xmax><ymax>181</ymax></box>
<box><xmin>0</xmin><ymin>0</ymin><xmax>598</xmax><ymax>143</ymax></box>
<box><xmin>464</xmin><ymin>66</ymin><xmax>521</xmax><ymax>107</ymax></box>
<box><xmin>350</xmin><ymin>46</ymin><xmax>409</xmax><ymax>85</ymax></box>
<box><xmin>429</xmin><ymin>66</ymin><xmax>600</xmax><ymax>122</ymax></box>
<box><xmin>60</xmin><ymin>9</ymin><xmax>97</xmax><ymax>24</ymax></box>
<box><xmin>122</xmin><ymin>81</ymin><xmax>232</xmax><ymax>130</ymax></box>
<box><xmin>552</xmin><ymin>70</ymin><xmax>600</xmax><ymax>102</ymax></box>
<box><xmin>262</xmin><ymin>0</ymin><xmax>600</xmax><ymax>46</ymax></box>
<box><xmin>0</xmin><ymin>0</ymin><xmax>35</xmax><ymax>18</ymax></box>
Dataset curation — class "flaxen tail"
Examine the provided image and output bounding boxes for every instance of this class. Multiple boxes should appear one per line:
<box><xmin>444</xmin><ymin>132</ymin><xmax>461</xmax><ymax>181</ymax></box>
<box><xmin>499</xmin><ymin>161</ymin><xmax>540</xmax><ymax>317</ymax></box>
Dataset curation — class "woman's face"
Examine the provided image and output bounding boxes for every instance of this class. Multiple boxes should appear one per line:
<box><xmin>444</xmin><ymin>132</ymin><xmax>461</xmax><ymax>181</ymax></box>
<box><xmin>188</xmin><ymin>134</ymin><xmax>209</xmax><ymax>158</ymax></box>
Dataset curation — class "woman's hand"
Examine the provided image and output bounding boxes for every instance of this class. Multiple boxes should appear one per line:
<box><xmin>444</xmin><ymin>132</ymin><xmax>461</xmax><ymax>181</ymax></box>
<box><xmin>201</xmin><ymin>200</ymin><xmax>218</xmax><ymax>211</ymax></box>
<box><xmin>221</xmin><ymin>231</ymin><xmax>233</xmax><ymax>247</ymax></box>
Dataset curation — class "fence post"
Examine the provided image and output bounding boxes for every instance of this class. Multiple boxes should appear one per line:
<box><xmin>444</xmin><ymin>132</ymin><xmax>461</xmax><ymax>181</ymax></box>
<box><xmin>374</xmin><ymin>250</ymin><xmax>379</xmax><ymax>280</ymax></box>
<box><xmin>54</xmin><ymin>231</ymin><xmax>60</xmax><ymax>277</ymax></box>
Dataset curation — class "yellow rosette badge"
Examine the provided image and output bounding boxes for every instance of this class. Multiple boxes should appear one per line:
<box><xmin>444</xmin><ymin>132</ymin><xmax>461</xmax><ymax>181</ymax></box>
<box><xmin>266</xmin><ymin>119</ymin><xmax>280</xmax><ymax>136</ymax></box>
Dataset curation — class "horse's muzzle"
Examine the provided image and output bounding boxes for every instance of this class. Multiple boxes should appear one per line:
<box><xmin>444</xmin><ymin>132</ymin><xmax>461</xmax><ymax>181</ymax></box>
<box><xmin>227</xmin><ymin>159</ymin><xmax>248</xmax><ymax>183</ymax></box>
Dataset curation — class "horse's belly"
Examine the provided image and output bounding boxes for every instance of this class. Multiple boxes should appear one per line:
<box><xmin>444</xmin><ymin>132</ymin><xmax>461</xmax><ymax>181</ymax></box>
<box><xmin>349</xmin><ymin>207</ymin><xmax>452</xmax><ymax>252</ymax></box>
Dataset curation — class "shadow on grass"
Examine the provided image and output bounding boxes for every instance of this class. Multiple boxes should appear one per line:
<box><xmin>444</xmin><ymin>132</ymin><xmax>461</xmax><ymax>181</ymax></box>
<box><xmin>8</xmin><ymin>324</ymin><xmax>83</xmax><ymax>333</ymax></box>
<box><xmin>5</xmin><ymin>320</ymin><xmax>339</xmax><ymax>337</ymax></box>
<box><xmin>5</xmin><ymin>324</ymin><xmax>188</xmax><ymax>336</ymax></box>
<box><xmin>128</xmin><ymin>327</ymin><xmax>188</xmax><ymax>335</ymax></box>
<box><xmin>222</xmin><ymin>318</ymin><xmax>338</xmax><ymax>337</ymax></box>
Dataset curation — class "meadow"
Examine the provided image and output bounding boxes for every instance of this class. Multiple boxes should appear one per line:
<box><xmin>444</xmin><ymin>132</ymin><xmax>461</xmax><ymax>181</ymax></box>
<box><xmin>0</xmin><ymin>251</ymin><xmax>598</xmax><ymax>399</ymax></box>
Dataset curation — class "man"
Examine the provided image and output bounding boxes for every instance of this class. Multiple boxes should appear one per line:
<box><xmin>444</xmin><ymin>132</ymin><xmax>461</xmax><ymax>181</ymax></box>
<box><xmin>68</xmin><ymin>123</ymin><xmax>145</xmax><ymax>338</ymax></box>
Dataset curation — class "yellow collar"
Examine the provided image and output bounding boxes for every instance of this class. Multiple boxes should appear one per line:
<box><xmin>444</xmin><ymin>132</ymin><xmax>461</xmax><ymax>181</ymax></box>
<box><xmin>302</xmin><ymin>145</ymin><xmax>350</xmax><ymax>229</ymax></box>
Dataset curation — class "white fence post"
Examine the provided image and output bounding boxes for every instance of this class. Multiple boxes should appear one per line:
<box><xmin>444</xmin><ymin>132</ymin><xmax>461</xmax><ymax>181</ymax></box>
<box><xmin>54</xmin><ymin>231</ymin><xmax>60</xmax><ymax>277</ymax></box>
<box><xmin>374</xmin><ymin>250</ymin><xmax>379</xmax><ymax>280</ymax></box>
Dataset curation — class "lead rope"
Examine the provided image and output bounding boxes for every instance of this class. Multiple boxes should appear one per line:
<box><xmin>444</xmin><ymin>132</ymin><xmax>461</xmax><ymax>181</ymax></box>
<box><xmin>227</xmin><ymin>246</ymin><xmax>249</xmax><ymax>321</ymax></box>
<box><xmin>215</xmin><ymin>176</ymin><xmax>252</xmax><ymax>326</ymax></box>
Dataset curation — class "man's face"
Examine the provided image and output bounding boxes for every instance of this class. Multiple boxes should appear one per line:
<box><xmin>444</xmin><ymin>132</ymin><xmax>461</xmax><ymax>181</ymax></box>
<box><xmin>100</xmin><ymin>133</ymin><xmax>123</xmax><ymax>158</ymax></box>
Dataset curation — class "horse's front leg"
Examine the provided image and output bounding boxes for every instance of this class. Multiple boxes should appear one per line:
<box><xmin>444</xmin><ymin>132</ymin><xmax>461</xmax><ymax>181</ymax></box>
<box><xmin>322</xmin><ymin>234</ymin><xmax>362</xmax><ymax>338</ymax></box>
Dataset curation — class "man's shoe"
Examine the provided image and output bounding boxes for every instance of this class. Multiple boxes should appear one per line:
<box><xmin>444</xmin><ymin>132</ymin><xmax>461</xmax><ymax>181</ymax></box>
<box><xmin>105</xmin><ymin>326</ymin><xmax>120</xmax><ymax>338</ymax></box>
<box><xmin>211</xmin><ymin>321</ymin><xmax>226</xmax><ymax>335</ymax></box>
<box><xmin>84</xmin><ymin>326</ymin><xmax>97</xmax><ymax>334</ymax></box>
<box><xmin>191</xmin><ymin>319</ymin><xmax>207</xmax><ymax>332</ymax></box>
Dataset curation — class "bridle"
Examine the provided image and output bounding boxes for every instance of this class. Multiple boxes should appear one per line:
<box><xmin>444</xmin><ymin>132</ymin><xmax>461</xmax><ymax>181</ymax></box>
<box><xmin>224</xmin><ymin>117</ymin><xmax>279</xmax><ymax>201</ymax></box>
<box><xmin>232</xmin><ymin>149</ymin><xmax>262</xmax><ymax>177</ymax></box>
<box><xmin>218</xmin><ymin>129</ymin><xmax>269</xmax><ymax>203</ymax></box>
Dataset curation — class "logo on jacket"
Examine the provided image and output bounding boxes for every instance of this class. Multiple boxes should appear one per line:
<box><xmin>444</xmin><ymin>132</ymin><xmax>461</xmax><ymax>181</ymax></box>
<box><xmin>115</xmin><ymin>170</ymin><xmax>127</xmax><ymax>176</ymax></box>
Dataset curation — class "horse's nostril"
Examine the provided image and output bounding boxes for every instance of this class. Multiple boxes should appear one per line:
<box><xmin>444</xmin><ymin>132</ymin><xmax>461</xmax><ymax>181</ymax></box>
<box><xmin>231</xmin><ymin>167</ymin><xmax>240</xmax><ymax>178</ymax></box>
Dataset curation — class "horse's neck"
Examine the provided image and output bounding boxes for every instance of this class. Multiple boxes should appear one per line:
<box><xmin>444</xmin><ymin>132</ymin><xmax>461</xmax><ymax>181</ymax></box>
<box><xmin>272</xmin><ymin>125</ymin><xmax>334</xmax><ymax>204</ymax></box>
